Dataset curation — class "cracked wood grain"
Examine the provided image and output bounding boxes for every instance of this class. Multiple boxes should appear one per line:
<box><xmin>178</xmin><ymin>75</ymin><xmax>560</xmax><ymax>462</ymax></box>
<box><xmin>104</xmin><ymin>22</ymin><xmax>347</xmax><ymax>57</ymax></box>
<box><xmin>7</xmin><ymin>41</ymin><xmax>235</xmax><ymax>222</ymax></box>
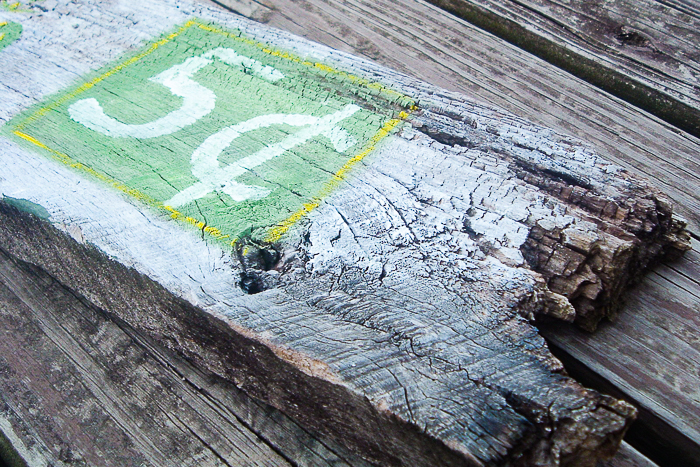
<box><xmin>0</xmin><ymin>1</ymin><xmax>691</xmax><ymax>466</ymax></box>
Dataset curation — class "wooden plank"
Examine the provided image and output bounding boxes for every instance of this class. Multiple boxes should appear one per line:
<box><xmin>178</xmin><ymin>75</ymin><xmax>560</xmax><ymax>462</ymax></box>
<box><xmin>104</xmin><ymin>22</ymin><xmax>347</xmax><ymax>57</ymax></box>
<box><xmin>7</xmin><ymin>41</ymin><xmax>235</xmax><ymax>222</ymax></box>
<box><xmin>0</xmin><ymin>250</ymin><xmax>659</xmax><ymax>467</ymax></box>
<box><xmin>598</xmin><ymin>441</ymin><xmax>657</xmax><ymax>467</ymax></box>
<box><xmin>539</xmin><ymin>238</ymin><xmax>700</xmax><ymax>466</ymax></box>
<box><xmin>0</xmin><ymin>248</ymin><xmax>371</xmax><ymax>467</ymax></box>
<box><xmin>236</xmin><ymin>0</ymin><xmax>700</xmax><ymax>235</ymax></box>
<box><xmin>226</xmin><ymin>0</ymin><xmax>700</xmax><ymax>462</ymax></box>
<box><xmin>423</xmin><ymin>0</ymin><xmax>700</xmax><ymax>137</ymax></box>
<box><xmin>0</xmin><ymin>1</ymin><xmax>691</xmax><ymax>465</ymax></box>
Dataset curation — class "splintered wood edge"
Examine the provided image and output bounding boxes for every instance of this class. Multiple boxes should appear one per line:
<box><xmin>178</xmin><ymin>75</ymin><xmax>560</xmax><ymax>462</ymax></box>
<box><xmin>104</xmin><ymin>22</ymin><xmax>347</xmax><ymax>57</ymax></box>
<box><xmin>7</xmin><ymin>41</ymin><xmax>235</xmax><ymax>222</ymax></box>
<box><xmin>408</xmin><ymin>100</ymin><xmax>691</xmax><ymax>330</ymax></box>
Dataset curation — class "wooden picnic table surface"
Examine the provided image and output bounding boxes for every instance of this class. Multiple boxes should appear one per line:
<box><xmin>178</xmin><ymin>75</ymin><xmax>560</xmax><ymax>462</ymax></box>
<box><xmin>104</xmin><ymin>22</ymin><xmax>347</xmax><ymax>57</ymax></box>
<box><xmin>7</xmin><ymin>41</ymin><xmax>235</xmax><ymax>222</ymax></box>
<box><xmin>1</xmin><ymin>0</ymin><xmax>698</xmax><ymax>465</ymax></box>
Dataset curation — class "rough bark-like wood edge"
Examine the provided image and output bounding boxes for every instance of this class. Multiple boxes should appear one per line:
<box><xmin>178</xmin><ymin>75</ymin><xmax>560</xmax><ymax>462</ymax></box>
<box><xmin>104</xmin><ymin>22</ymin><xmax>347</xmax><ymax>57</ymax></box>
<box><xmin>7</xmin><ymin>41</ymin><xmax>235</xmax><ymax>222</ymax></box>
<box><xmin>413</xmin><ymin>105</ymin><xmax>691</xmax><ymax>330</ymax></box>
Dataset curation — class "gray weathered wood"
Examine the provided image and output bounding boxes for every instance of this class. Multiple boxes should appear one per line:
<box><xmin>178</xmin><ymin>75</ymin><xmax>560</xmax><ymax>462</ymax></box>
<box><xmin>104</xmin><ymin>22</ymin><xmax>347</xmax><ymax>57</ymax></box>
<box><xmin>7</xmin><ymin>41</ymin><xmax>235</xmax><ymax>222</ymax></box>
<box><xmin>0</xmin><ymin>1</ymin><xmax>691</xmax><ymax>465</ymax></box>
<box><xmin>422</xmin><ymin>0</ymin><xmax>700</xmax><ymax>137</ymax></box>
<box><xmin>0</xmin><ymin>247</ymin><xmax>369</xmax><ymax>467</ymax></box>
<box><xmin>597</xmin><ymin>441</ymin><xmax>657</xmax><ymax>467</ymax></box>
<box><xmin>0</xmin><ymin>244</ymin><xmax>654</xmax><ymax>467</ymax></box>
<box><xmin>238</xmin><ymin>0</ymin><xmax>700</xmax><ymax>235</ymax></box>
<box><xmin>219</xmin><ymin>0</ymin><xmax>700</xmax><ymax>464</ymax></box>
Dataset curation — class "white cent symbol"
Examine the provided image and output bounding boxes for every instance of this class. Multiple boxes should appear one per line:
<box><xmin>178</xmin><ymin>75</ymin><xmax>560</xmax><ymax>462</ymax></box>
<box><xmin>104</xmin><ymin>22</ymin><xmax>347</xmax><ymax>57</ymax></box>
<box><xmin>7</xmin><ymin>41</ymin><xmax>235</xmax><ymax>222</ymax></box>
<box><xmin>166</xmin><ymin>104</ymin><xmax>359</xmax><ymax>207</ymax></box>
<box><xmin>69</xmin><ymin>48</ymin><xmax>359</xmax><ymax>206</ymax></box>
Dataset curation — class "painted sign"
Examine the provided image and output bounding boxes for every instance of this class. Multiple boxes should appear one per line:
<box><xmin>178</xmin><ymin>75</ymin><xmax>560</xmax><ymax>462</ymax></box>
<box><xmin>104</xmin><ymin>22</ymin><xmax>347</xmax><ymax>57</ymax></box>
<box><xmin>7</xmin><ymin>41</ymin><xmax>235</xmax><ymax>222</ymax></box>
<box><xmin>7</xmin><ymin>20</ymin><xmax>415</xmax><ymax>243</ymax></box>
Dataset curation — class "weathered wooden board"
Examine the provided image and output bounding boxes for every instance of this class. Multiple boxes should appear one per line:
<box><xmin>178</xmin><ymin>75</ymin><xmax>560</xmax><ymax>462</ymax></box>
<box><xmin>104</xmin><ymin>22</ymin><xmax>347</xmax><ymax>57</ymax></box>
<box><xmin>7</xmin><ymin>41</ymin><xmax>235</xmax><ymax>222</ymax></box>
<box><xmin>0</xmin><ymin>1</ymin><xmax>690</xmax><ymax>466</ymax></box>
<box><xmin>236</xmin><ymin>0</ymin><xmax>700</xmax><ymax>235</ymax></box>
<box><xmin>423</xmin><ymin>0</ymin><xmax>700</xmax><ymax>137</ymax></box>
<box><xmin>0</xmin><ymin>247</ymin><xmax>370</xmax><ymax>467</ymax></box>
<box><xmin>208</xmin><ymin>2</ymin><xmax>700</xmax><ymax>465</ymax></box>
<box><xmin>0</xmin><ymin>245</ymin><xmax>651</xmax><ymax>467</ymax></box>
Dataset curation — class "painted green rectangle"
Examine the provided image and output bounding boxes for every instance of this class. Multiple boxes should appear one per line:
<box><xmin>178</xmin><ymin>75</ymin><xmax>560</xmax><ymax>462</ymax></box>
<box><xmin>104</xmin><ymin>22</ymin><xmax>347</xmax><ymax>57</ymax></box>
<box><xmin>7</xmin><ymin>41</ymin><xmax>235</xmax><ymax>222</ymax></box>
<box><xmin>6</xmin><ymin>20</ymin><xmax>414</xmax><ymax>243</ymax></box>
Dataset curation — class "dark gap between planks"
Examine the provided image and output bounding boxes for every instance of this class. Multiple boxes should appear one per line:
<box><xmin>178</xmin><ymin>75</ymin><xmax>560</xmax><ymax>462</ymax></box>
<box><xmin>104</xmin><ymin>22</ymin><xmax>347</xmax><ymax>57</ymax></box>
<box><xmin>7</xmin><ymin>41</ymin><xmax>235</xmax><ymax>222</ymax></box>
<box><xmin>543</xmin><ymin>337</ymin><xmax>700</xmax><ymax>467</ymax></box>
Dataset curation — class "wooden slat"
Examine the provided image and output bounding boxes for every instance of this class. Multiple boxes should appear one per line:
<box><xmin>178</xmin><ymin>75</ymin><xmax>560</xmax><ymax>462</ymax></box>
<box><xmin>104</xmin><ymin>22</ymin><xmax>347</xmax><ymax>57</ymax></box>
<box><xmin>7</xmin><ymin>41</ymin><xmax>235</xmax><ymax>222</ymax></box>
<box><xmin>598</xmin><ymin>441</ymin><xmax>658</xmax><ymax>467</ymax></box>
<box><xmin>232</xmin><ymin>0</ymin><xmax>700</xmax><ymax>235</ymax></box>
<box><xmin>424</xmin><ymin>0</ymin><xmax>700</xmax><ymax>137</ymax></box>
<box><xmin>540</xmin><ymin>238</ymin><xmax>700</xmax><ymax>466</ymax></box>
<box><xmin>0</xmin><ymin>248</ymin><xmax>370</xmax><ymax>467</ymax></box>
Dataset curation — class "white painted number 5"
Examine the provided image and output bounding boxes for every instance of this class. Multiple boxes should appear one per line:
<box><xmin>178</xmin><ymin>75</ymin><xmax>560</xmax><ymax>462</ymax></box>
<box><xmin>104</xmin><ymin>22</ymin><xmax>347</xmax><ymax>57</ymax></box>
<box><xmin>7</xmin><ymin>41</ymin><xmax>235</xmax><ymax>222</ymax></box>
<box><xmin>69</xmin><ymin>48</ymin><xmax>360</xmax><ymax>206</ymax></box>
<box><xmin>69</xmin><ymin>47</ymin><xmax>285</xmax><ymax>139</ymax></box>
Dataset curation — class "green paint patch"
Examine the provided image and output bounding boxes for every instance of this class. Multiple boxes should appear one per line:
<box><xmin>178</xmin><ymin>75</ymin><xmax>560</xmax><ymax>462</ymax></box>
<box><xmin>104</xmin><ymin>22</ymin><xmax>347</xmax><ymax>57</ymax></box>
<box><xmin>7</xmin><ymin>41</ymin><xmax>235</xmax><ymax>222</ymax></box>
<box><xmin>1</xmin><ymin>196</ymin><xmax>50</xmax><ymax>220</ymax></box>
<box><xmin>0</xmin><ymin>21</ymin><xmax>21</xmax><ymax>50</ymax></box>
<box><xmin>6</xmin><ymin>20</ymin><xmax>414</xmax><ymax>243</ymax></box>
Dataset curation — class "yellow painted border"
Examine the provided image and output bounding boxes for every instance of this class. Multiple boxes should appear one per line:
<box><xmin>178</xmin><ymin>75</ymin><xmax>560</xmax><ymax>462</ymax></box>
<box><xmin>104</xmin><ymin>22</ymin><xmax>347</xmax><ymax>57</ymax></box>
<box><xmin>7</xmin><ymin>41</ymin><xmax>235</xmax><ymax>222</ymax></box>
<box><xmin>265</xmin><ymin>110</ymin><xmax>410</xmax><ymax>242</ymax></box>
<box><xmin>12</xmin><ymin>19</ymin><xmax>416</xmax><ymax>245</ymax></box>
